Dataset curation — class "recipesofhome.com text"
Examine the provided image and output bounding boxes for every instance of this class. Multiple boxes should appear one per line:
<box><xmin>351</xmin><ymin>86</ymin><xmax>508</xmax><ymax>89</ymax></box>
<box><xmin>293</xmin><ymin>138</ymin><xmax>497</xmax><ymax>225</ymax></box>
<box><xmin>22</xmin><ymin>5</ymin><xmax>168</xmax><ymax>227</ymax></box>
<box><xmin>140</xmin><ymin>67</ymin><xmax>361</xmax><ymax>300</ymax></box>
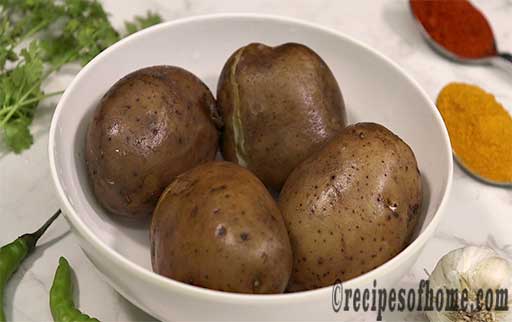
<box><xmin>331</xmin><ymin>280</ymin><xmax>509</xmax><ymax>321</ymax></box>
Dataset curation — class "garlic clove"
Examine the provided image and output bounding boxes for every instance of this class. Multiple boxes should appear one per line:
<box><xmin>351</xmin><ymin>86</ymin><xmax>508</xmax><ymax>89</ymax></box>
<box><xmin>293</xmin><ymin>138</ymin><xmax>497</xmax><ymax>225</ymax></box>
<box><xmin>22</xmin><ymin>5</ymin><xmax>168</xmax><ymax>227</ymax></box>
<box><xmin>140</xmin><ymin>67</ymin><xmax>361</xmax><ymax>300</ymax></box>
<box><xmin>471</xmin><ymin>256</ymin><xmax>512</xmax><ymax>291</ymax></box>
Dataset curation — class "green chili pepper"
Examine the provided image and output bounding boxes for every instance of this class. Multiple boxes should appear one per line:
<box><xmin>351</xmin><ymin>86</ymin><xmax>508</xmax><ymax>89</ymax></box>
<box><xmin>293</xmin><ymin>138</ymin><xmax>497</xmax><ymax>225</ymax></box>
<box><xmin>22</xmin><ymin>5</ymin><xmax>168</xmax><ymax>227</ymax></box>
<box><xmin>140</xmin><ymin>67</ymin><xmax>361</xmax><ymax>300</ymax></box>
<box><xmin>50</xmin><ymin>257</ymin><xmax>100</xmax><ymax>322</ymax></box>
<box><xmin>0</xmin><ymin>209</ymin><xmax>61</xmax><ymax>322</ymax></box>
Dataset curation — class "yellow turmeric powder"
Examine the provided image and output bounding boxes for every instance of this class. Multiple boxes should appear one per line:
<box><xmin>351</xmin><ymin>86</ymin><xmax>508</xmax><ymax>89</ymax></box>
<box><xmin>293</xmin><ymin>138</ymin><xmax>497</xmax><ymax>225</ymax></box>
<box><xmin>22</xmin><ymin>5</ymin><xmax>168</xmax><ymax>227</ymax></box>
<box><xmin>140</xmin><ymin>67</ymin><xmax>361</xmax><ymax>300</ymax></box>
<box><xmin>436</xmin><ymin>83</ymin><xmax>512</xmax><ymax>183</ymax></box>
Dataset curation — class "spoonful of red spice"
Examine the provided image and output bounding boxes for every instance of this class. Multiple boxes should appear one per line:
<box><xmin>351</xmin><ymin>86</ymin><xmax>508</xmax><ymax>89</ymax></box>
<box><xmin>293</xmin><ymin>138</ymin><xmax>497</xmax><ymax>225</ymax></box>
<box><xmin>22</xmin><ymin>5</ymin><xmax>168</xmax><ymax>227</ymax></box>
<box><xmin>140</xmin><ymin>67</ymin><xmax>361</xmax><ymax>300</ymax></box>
<box><xmin>409</xmin><ymin>0</ymin><xmax>512</xmax><ymax>67</ymax></box>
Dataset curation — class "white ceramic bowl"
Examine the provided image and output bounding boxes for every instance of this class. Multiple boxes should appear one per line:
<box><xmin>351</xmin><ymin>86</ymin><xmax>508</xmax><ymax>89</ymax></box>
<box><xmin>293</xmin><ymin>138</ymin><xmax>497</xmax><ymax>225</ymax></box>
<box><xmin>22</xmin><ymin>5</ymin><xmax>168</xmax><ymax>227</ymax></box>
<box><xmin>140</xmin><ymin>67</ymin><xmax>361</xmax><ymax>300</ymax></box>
<box><xmin>49</xmin><ymin>14</ymin><xmax>453</xmax><ymax>322</ymax></box>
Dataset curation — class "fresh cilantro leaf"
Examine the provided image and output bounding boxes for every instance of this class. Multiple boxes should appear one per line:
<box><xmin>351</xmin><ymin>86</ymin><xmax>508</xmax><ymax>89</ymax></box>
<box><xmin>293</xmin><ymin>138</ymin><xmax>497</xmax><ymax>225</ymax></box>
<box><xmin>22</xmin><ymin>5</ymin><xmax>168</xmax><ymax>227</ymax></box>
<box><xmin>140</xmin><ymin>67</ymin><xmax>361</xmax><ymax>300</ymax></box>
<box><xmin>0</xmin><ymin>13</ymin><xmax>18</xmax><ymax>69</ymax></box>
<box><xmin>125</xmin><ymin>11</ymin><xmax>162</xmax><ymax>35</ymax></box>
<box><xmin>40</xmin><ymin>35</ymin><xmax>76</xmax><ymax>67</ymax></box>
<box><xmin>3</xmin><ymin>118</ymin><xmax>33</xmax><ymax>153</ymax></box>
<box><xmin>0</xmin><ymin>0</ymin><xmax>164</xmax><ymax>153</ymax></box>
<box><xmin>0</xmin><ymin>41</ymin><xmax>48</xmax><ymax>154</ymax></box>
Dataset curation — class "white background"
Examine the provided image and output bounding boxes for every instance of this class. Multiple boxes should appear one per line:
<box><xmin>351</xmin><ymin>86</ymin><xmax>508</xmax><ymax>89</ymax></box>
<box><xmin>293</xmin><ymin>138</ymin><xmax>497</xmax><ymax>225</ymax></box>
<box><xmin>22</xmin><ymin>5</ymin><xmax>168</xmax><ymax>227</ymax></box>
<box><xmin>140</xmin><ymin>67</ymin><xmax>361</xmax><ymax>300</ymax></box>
<box><xmin>1</xmin><ymin>0</ymin><xmax>511</xmax><ymax>321</ymax></box>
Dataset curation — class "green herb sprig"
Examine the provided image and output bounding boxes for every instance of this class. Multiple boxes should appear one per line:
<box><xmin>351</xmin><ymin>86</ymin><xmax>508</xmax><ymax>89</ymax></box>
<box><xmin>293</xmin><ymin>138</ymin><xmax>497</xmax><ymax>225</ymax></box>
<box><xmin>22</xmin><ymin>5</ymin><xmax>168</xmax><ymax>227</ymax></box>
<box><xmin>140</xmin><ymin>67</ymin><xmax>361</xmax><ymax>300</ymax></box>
<box><xmin>0</xmin><ymin>0</ymin><xmax>162</xmax><ymax>153</ymax></box>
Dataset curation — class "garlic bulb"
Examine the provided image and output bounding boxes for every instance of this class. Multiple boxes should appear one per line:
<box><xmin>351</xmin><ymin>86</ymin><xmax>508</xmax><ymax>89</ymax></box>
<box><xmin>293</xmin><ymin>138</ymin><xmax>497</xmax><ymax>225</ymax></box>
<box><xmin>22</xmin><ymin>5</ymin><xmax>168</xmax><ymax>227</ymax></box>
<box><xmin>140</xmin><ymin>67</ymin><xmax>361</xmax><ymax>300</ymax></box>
<box><xmin>426</xmin><ymin>246</ymin><xmax>512</xmax><ymax>322</ymax></box>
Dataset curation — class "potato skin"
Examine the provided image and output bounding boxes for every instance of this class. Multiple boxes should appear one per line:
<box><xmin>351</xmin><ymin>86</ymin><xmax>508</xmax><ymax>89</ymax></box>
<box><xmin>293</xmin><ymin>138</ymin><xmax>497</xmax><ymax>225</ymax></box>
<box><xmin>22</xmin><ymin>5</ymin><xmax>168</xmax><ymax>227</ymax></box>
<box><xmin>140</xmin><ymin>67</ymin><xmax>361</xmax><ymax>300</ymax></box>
<box><xmin>279</xmin><ymin>123</ymin><xmax>422</xmax><ymax>291</ymax></box>
<box><xmin>217</xmin><ymin>43</ymin><xmax>347</xmax><ymax>190</ymax></box>
<box><xmin>85</xmin><ymin>66</ymin><xmax>220</xmax><ymax>219</ymax></box>
<box><xmin>150</xmin><ymin>161</ymin><xmax>293</xmax><ymax>294</ymax></box>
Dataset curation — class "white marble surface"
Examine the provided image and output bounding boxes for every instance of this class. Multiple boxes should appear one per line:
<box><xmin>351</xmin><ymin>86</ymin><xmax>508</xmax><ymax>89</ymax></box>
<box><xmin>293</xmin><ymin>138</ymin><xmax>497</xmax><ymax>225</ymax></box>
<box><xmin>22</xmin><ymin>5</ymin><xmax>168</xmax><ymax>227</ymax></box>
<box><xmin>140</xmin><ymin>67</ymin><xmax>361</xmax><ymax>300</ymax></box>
<box><xmin>1</xmin><ymin>0</ymin><xmax>511</xmax><ymax>321</ymax></box>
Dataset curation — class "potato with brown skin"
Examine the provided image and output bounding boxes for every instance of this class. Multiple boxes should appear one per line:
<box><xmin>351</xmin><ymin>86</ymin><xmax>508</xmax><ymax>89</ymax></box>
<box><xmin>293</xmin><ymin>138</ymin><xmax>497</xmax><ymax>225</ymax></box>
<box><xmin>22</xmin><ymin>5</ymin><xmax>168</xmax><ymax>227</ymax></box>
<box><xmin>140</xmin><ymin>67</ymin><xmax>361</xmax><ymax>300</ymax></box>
<box><xmin>279</xmin><ymin>123</ymin><xmax>422</xmax><ymax>291</ymax></box>
<box><xmin>151</xmin><ymin>161</ymin><xmax>293</xmax><ymax>294</ymax></box>
<box><xmin>86</xmin><ymin>65</ymin><xmax>220</xmax><ymax>219</ymax></box>
<box><xmin>217</xmin><ymin>43</ymin><xmax>347</xmax><ymax>190</ymax></box>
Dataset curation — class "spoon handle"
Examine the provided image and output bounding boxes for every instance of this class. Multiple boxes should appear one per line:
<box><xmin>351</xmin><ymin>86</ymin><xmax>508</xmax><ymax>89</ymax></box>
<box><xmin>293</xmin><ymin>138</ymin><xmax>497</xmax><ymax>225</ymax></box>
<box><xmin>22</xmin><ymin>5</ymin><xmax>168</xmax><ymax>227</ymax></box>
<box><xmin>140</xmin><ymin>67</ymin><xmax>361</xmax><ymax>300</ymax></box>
<box><xmin>499</xmin><ymin>52</ymin><xmax>512</xmax><ymax>63</ymax></box>
<box><xmin>490</xmin><ymin>52</ymin><xmax>512</xmax><ymax>73</ymax></box>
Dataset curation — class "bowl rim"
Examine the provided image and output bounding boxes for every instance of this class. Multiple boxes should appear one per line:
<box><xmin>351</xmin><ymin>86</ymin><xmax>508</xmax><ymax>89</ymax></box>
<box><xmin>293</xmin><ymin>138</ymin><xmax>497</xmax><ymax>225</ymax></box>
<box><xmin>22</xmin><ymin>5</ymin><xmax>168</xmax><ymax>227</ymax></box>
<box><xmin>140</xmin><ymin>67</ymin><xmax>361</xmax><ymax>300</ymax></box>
<box><xmin>49</xmin><ymin>12</ymin><xmax>453</xmax><ymax>303</ymax></box>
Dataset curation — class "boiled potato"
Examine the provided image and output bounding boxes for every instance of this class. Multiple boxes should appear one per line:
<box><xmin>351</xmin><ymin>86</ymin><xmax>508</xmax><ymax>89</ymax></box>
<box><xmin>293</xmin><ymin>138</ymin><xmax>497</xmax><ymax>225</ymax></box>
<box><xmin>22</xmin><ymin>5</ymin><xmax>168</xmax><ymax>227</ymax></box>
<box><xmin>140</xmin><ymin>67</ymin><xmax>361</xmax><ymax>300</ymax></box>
<box><xmin>217</xmin><ymin>43</ymin><xmax>347</xmax><ymax>190</ymax></box>
<box><xmin>150</xmin><ymin>161</ymin><xmax>292</xmax><ymax>294</ymax></box>
<box><xmin>85</xmin><ymin>66</ymin><xmax>220</xmax><ymax>219</ymax></box>
<box><xmin>279</xmin><ymin>123</ymin><xmax>422</xmax><ymax>291</ymax></box>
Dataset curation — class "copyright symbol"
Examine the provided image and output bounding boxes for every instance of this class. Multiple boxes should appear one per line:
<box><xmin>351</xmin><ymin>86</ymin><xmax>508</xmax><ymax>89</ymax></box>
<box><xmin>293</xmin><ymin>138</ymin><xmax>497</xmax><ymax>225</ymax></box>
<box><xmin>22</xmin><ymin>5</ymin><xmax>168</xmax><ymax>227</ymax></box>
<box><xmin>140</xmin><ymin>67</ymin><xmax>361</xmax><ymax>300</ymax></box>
<box><xmin>332</xmin><ymin>279</ymin><xmax>343</xmax><ymax>313</ymax></box>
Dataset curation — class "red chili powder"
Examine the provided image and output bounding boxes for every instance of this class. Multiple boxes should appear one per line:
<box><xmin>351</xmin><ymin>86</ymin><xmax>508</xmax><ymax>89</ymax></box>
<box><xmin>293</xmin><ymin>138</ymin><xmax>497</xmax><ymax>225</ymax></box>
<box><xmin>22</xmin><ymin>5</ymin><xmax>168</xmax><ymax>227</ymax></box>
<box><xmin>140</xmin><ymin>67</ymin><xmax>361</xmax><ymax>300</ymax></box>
<box><xmin>410</xmin><ymin>0</ymin><xmax>496</xmax><ymax>58</ymax></box>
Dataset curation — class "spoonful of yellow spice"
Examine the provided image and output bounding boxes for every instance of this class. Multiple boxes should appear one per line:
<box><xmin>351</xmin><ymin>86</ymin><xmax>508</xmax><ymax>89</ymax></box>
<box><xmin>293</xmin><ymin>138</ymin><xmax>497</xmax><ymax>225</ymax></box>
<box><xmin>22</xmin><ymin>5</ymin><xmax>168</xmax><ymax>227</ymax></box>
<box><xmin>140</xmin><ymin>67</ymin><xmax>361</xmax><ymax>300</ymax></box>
<box><xmin>437</xmin><ymin>83</ymin><xmax>512</xmax><ymax>186</ymax></box>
